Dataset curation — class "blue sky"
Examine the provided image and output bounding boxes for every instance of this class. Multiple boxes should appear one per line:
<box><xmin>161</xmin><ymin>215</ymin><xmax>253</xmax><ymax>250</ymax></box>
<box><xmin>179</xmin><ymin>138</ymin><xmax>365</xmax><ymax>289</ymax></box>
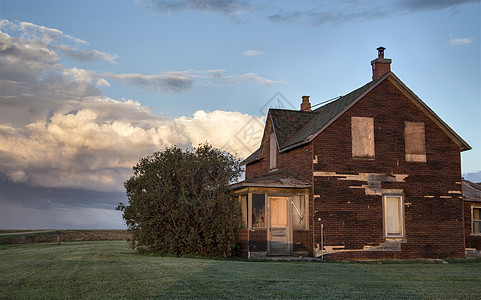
<box><xmin>0</xmin><ymin>0</ymin><xmax>480</xmax><ymax>229</ymax></box>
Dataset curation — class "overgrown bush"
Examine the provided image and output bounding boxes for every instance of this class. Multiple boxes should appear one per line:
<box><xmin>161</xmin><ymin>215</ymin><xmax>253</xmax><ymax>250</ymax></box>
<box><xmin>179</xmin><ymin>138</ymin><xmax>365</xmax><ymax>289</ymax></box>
<box><xmin>117</xmin><ymin>143</ymin><xmax>242</xmax><ymax>257</ymax></box>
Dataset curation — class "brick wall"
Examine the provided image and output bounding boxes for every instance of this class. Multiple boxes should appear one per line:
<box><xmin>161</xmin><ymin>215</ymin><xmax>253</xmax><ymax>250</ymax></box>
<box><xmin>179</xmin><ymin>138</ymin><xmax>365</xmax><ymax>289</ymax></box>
<box><xmin>244</xmin><ymin>77</ymin><xmax>465</xmax><ymax>260</ymax></box>
<box><xmin>464</xmin><ymin>201</ymin><xmax>481</xmax><ymax>250</ymax></box>
<box><xmin>312</xmin><ymin>78</ymin><xmax>465</xmax><ymax>259</ymax></box>
<box><xmin>249</xmin><ymin>229</ymin><xmax>267</xmax><ymax>252</ymax></box>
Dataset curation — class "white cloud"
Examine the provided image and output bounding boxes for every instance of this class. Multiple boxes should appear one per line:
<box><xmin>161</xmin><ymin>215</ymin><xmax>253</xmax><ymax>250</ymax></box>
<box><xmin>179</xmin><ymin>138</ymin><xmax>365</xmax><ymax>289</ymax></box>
<box><xmin>449</xmin><ymin>37</ymin><xmax>474</xmax><ymax>46</ymax></box>
<box><xmin>0</xmin><ymin>103</ymin><xmax>263</xmax><ymax>192</ymax></box>
<box><xmin>242</xmin><ymin>50</ymin><xmax>263</xmax><ymax>57</ymax></box>
<box><xmin>234</xmin><ymin>73</ymin><xmax>287</xmax><ymax>86</ymax></box>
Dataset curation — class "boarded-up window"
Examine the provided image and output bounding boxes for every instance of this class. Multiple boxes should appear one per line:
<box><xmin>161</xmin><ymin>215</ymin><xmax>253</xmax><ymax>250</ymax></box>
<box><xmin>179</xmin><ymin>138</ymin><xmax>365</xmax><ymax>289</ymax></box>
<box><xmin>270</xmin><ymin>197</ymin><xmax>287</xmax><ymax>227</ymax></box>
<box><xmin>291</xmin><ymin>195</ymin><xmax>308</xmax><ymax>230</ymax></box>
<box><xmin>405</xmin><ymin>122</ymin><xmax>426</xmax><ymax>162</ymax></box>
<box><xmin>383</xmin><ymin>195</ymin><xmax>404</xmax><ymax>237</ymax></box>
<box><xmin>351</xmin><ymin>117</ymin><xmax>375</xmax><ymax>158</ymax></box>
<box><xmin>270</xmin><ymin>133</ymin><xmax>277</xmax><ymax>169</ymax></box>
<box><xmin>252</xmin><ymin>194</ymin><xmax>265</xmax><ymax>228</ymax></box>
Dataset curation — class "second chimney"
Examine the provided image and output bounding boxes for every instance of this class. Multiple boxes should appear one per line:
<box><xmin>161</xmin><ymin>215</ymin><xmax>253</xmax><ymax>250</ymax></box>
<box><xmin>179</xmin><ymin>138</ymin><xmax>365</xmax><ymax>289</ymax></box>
<box><xmin>301</xmin><ymin>95</ymin><xmax>311</xmax><ymax>111</ymax></box>
<box><xmin>371</xmin><ymin>46</ymin><xmax>392</xmax><ymax>80</ymax></box>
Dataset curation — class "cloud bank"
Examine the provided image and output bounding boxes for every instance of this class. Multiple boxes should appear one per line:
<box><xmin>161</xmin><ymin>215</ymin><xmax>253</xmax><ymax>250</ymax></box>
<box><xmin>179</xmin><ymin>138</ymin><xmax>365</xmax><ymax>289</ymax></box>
<box><xmin>0</xmin><ymin>19</ymin><xmax>267</xmax><ymax>196</ymax></box>
<box><xmin>267</xmin><ymin>0</ymin><xmax>478</xmax><ymax>26</ymax></box>
<box><xmin>142</xmin><ymin>0</ymin><xmax>478</xmax><ymax>25</ymax></box>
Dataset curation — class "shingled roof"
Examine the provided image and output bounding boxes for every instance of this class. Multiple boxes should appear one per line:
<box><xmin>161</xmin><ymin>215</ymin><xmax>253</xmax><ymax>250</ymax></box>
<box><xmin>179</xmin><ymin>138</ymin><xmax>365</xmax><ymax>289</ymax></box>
<box><xmin>463</xmin><ymin>180</ymin><xmax>481</xmax><ymax>203</ymax></box>
<box><xmin>230</xmin><ymin>169</ymin><xmax>311</xmax><ymax>189</ymax></box>
<box><xmin>242</xmin><ymin>71</ymin><xmax>471</xmax><ymax>165</ymax></box>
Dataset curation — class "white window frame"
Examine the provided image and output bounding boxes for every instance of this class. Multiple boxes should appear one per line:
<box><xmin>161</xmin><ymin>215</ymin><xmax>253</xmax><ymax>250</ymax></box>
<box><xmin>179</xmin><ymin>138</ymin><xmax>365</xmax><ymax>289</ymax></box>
<box><xmin>472</xmin><ymin>205</ymin><xmax>481</xmax><ymax>236</ymax></box>
<box><xmin>383</xmin><ymin>195</ymin><xmax>405</xmax><ymax>238</ymax></box>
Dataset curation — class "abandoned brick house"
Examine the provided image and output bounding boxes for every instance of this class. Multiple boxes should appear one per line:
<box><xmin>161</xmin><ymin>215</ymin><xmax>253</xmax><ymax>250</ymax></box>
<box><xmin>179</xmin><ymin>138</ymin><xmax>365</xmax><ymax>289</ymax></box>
<box><xmin>231</xmin><ymin>47</ymin><xmax>474</xmax><ymax>260</ymax></box>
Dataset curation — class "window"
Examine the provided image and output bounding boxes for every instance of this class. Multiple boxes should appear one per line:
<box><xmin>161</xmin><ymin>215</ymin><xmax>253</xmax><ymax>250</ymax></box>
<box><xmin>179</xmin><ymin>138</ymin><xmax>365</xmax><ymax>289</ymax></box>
<box><xmin>383</xmin><ymin>195</ymin><xmax>404</xmax><ymax>237</ymax></box>
<box><xmin>270</xmin><ymin>133</ymin><xmax>277</xmax><ymax>170</ymax></box>
<box><xmin>240</xmin><ymin>195</ymin><xmax>248</xmax><ymax>229</ymax></box>
<box><xmin>405</xmin><ymin>122</ymin><xmax>426</xmax><ymax>162</ymax></box>
<box><xmin>473</xmin><ymin>206</ymin><xmax>481</xmax><ymax>235</ymax></box>
<box><xmin>252</xmin><ymin>194</ymin><xmax>265</xmax><ymax>227</ymax></box>
<box><xmin>291</xmin><ymin>195</ymin><xmax>308</xmax><ymax>230</ymax></box>
<box><xmin>351</xmin><ymin>117</ymin><xmax>375</xmax><ymax>158</ymax></box>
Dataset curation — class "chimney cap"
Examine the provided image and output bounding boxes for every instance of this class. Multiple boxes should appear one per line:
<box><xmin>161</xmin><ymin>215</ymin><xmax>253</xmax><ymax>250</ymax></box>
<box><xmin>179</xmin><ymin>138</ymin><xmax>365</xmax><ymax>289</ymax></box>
<box><xmin>377</xmin><ymin>46</ymin><xmax>386</xmax><ymax>58</ymax></box>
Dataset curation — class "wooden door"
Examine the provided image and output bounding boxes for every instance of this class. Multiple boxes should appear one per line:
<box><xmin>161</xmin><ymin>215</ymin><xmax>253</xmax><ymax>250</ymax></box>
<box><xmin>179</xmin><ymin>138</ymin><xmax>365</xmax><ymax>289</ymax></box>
<box><xmin>269</xmin><ymin>197</ymin><xmax>289</xmax><ymax>255</ymax></box>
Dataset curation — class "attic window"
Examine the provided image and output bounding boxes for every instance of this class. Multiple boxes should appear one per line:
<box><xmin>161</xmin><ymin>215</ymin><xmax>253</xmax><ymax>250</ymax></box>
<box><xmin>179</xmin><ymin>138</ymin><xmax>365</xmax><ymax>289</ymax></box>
<box><xmin>405</xmin><ymin>122</ymin><xmax>426</xmax><ymax>162</ymax></box>
<box><xmin>351</xmin><ymin>117</ymin><xmax>375</xmax><ymax>158</ymax></box>
<box><xmin>270</xmin><ymin>133</ymin><xmax>277</xmax><ymax>170</ymax></box>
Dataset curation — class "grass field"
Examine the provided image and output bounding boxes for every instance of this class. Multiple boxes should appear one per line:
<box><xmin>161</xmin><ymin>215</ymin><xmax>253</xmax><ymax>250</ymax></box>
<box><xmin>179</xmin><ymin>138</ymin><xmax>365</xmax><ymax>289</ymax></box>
<box><xmin>1</xmin><ymin>241</ymin><xmax>480</xmax><ymax>299</ymax></box>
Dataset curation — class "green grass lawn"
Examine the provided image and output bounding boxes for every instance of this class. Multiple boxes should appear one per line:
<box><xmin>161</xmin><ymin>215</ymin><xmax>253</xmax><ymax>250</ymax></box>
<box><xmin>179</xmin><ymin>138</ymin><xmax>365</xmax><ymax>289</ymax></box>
<box><xmin>1</xmin><ymin>241</ymin><xmax>480</xmax><ymax>299</ymax></box>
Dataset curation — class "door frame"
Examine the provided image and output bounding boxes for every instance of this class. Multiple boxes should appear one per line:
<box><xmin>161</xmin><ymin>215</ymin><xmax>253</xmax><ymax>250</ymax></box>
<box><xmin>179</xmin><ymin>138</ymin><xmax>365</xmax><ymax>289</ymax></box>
<box><xmin>267</xmin><ymin>196</ymin><xmax>292</xmax><ymax>255</ymax></box>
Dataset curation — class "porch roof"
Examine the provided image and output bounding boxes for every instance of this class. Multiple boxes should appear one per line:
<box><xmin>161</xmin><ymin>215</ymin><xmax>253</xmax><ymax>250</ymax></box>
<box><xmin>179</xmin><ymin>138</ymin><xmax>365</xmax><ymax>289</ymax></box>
<box><xmin>230</xmin><ymin>169</ymin><xmax>311</xmax><ymax>190</ymax></box>
<box><xmin>463</xmin><ymin>180</ymin><xmax>481</xmax><ymax>203</ymax></box>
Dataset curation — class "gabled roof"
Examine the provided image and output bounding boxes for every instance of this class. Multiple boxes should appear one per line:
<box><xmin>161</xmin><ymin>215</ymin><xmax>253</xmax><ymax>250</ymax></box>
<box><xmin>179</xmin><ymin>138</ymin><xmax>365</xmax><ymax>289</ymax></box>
<box><xmin>282</xmin><ymin>77</ymin><xmax>381</xmax><ymax>149</ymax></box>
<box><xmin>242</xmin><ymin>72</ymin><xmax>471</xmax><ymax>165</ymax></box>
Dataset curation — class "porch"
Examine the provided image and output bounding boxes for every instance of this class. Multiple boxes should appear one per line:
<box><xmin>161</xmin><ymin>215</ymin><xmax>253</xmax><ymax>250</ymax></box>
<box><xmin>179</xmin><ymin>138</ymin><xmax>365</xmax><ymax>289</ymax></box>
<box><xmin>231</xmin><ymin>169</ymin><xmax>312</xmax><ymax>258</ymax></box>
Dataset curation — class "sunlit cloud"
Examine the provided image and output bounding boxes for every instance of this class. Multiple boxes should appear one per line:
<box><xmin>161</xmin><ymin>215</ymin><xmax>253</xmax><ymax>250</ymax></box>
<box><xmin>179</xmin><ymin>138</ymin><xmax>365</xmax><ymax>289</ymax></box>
<box><xmin>0</xmin><ymin>19</ymin><xmax>269</xmax><ymax>195</ymax></box>
<box><xmin>242</xmin><ymin>50</ymin><xmax>263</xmax><ymax>57</ymax></box>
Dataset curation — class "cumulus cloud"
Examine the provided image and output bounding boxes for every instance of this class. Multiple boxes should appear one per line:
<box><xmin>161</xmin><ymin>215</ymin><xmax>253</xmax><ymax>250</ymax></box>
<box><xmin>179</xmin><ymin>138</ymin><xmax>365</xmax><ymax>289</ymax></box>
<box><xmin>242</xmin><ymin>50</ymin><xmax>263</xmax><ymax>57</ymax></box>
<box><xmin>0</xmin><ymin>19</ymin><xmax>268</xmax><ymax>194</ymax></box>
<box><xmin>0</xmin><ymin>101</ymin><xmax>263</xmax><ymax>192</ymax></box>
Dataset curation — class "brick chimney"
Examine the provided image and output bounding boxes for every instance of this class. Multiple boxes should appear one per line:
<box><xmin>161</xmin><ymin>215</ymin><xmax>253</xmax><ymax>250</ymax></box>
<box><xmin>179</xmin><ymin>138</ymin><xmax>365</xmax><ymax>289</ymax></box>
<box><xmin>300</xmin><ymin>95</ymin><xmax>311</xmax><ymax>111</ymax></box>
<box><xmin>371</xmin><ymin>46</ymin><xmax>391</xmax><ymax>80</ymax></box>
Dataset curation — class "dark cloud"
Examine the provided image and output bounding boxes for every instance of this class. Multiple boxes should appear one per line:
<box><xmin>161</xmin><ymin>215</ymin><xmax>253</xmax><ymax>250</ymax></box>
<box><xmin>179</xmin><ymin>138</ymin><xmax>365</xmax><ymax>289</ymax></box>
<box><xmin>56</xmin><ymin>44</ymin><xmax>117</xmax><ymax>63</ymax></box>
<box><xmin>266</xmin><ymin>0</ymin><xmax>478</xmax><ymax>26</ymax></box>
<box><xmin>144</xmin><ymin>0</ymin><xmax>256</xmax><ymax>22</ymax></box>
<box><xmin>0</xmin><ymin>174</ymin><xmax>126</xmax><ymax>210</ymax></box>
<box><xmin>397</xmin><ymin>0</ymin><xmax>479</xmax><ymax>11</ymax></box>
<box><xmin>463</xmin><ymin>171</ymin><xmax>481</xmax><ymax>183</ymax></box>
<box><xmin>0</xmin><ymin>175</ymin><xmax>126</xmax><ymax>229</ymax></box>
<box><xmin>105</xmin><ymin>72</ymin><xmax>195</xmax><ymax>93</ymax></box>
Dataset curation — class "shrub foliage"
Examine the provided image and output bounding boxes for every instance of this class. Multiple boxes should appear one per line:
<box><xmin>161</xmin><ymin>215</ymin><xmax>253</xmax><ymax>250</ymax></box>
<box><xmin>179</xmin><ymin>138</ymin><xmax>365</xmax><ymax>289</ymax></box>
<box><xmin>117</xmin><ymin>144</ymin><xmax>242</xmax><ymax>257</ymax></box>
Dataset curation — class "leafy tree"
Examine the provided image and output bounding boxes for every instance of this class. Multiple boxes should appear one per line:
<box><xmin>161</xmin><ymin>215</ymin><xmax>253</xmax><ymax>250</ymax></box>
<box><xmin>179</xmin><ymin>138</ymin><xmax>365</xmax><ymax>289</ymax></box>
<box><xmin>116</xmin><ymin>143</ymin><xmax>242</xmax><ymax>257</ymax></box>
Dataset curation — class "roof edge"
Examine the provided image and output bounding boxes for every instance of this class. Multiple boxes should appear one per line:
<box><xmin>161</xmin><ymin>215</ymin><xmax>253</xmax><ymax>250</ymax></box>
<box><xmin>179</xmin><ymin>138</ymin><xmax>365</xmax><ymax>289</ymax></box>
<box><xmin>280</xmin><ymin>72</ymin><xmax>390</xmax><ymax>152</ymax></box>
<box><xmin>386</xmin><ymin>74</ymin><xmax>471</xmax><ymax>152</ymax></box>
